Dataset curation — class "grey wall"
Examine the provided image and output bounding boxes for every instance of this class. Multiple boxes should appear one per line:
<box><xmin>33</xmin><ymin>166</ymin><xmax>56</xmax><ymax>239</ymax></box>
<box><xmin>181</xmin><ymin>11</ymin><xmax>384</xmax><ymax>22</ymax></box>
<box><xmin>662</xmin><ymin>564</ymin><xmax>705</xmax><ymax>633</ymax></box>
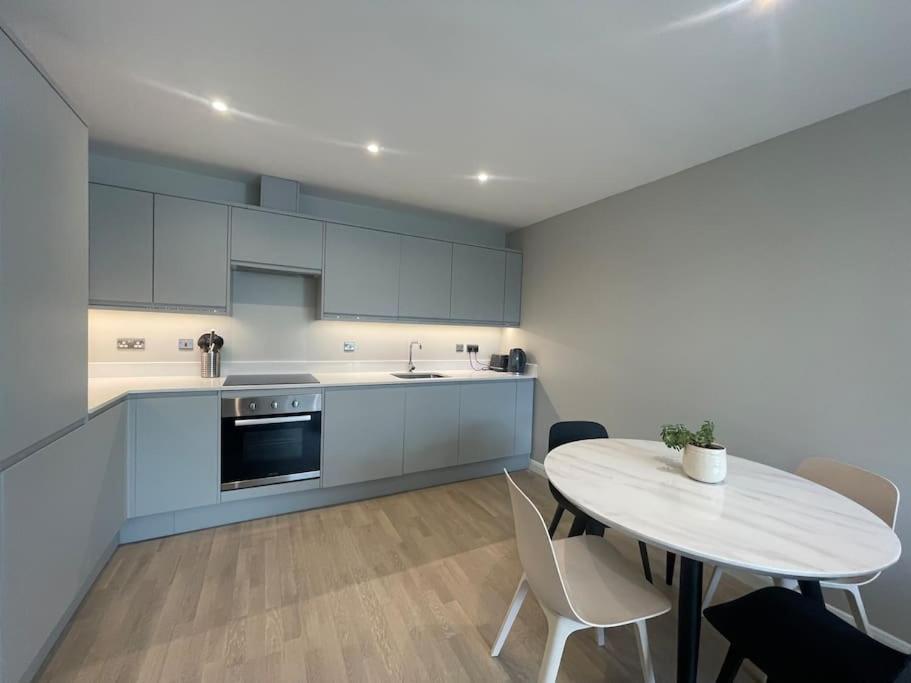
<box><xmin>505</xmin><ymin>90</ymin><xmax>911</xmax><ymax>640</ymax></box>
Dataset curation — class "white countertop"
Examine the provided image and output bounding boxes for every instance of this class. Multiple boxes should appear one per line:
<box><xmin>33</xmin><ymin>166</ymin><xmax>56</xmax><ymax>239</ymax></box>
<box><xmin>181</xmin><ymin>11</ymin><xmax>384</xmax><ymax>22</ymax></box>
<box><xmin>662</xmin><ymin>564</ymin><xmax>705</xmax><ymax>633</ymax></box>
<box><xmin>87</xmin><ymin>367</ymin><xmax>535</xmax><ymax>415</ymax></box>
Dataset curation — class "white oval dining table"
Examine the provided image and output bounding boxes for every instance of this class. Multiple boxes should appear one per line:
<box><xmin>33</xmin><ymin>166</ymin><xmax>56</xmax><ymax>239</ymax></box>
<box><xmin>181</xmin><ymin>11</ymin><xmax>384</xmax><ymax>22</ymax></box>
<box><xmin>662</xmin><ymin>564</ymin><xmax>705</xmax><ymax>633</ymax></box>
<box><xmin>545</xmin><ymin>438</ymin><xmax>902</xmax><ymax>683</ymax></box>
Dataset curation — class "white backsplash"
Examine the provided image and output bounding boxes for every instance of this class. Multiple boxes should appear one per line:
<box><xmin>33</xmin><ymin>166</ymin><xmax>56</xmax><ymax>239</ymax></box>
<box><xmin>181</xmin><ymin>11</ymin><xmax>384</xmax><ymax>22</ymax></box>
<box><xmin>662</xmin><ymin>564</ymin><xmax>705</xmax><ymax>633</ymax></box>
<box><xmin>89</xmin><ymin>270</ymin><xmax>510</xmax><ymax>375</ymax></box>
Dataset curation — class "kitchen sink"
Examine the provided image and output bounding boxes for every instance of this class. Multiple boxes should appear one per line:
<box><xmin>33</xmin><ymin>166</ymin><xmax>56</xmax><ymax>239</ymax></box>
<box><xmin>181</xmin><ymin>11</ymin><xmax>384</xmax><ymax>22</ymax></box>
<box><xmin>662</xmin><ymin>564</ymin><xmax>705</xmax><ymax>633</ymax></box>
<box><xmin>391</xmin><ymin>372</ymin><xmax>447</xmax><ymax>379</ymax></box>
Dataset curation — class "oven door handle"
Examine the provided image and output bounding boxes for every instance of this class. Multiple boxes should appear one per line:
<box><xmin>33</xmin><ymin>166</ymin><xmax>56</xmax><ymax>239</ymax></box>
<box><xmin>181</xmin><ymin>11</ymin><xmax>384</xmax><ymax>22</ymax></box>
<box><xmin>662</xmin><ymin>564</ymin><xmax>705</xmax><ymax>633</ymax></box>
<box><xmin>234</xmin><ymin>415</ymin><xmax>313</xmax><ymax>427</ymax></box>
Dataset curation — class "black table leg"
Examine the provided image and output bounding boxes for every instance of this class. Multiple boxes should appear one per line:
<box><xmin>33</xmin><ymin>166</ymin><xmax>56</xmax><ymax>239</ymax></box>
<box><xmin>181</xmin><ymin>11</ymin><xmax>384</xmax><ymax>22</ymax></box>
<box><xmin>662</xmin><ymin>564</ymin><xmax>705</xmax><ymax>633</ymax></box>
<box><xmin>798</xmin><ymin>579</ymin><xmax>825</xmax><ymax>606</ymax></box>
<box><xmin>677</xmin><ymin>557</ymin><xmax>703</xmax><ymax>683</ymax></box>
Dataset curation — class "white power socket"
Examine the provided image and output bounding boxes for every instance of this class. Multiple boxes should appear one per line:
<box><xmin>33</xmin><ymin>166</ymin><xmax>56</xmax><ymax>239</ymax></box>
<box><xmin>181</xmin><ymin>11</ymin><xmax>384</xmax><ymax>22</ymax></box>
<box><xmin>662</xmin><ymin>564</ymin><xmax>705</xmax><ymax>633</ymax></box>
<box><xmin>178</xmin><ymin>338</ymin><xmax>194</xmax><ymax>350</ymax></box>
<box><xmin>343</xmin><ymin>341</ymin><xmax>357</xmax><ymax>352</ymax></box>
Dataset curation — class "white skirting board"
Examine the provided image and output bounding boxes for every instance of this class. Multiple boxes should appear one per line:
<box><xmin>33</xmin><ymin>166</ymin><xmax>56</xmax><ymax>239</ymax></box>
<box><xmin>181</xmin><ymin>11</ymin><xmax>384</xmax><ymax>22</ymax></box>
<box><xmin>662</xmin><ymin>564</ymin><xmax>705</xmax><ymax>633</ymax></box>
<box><xmin>526</xmin><ymin>461</ymin><xmax>911</xmax><ymax>655</ymax></box>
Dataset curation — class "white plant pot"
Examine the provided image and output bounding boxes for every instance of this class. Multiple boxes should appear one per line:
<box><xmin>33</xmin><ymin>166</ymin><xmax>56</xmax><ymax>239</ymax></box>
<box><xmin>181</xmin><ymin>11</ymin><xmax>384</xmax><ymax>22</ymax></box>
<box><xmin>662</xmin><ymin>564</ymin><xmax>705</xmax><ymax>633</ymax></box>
<box><xmin>682</xmin><ymin>444</ymin><xmax>727</xmax><ymax>484</ymax></box>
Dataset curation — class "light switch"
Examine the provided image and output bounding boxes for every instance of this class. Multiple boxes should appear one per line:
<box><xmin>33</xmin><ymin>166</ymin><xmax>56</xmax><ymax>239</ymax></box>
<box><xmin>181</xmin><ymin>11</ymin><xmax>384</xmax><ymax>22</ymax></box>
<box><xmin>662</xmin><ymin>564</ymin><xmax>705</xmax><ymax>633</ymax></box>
<box><xmin>343</xmin><ymin>341</ymin><xmax>357</xmax><ymax>352</ymax></box>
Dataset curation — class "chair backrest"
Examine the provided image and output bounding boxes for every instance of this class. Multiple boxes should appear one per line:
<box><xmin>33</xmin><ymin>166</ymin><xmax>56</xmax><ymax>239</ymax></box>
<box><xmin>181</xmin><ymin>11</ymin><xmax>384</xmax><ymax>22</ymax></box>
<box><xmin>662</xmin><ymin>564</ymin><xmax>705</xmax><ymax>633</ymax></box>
<box><xmin>797</xmin><ymin>457</ymin><xmax>900</xmax><ymax>529</ymax></box>
<box><xmin>504</xmin><ymin>471</ymin><xmax>581</xmax><ymax>622</ymax></box>
<box><xmin>548</xmin><ymin>421</ymin><xmax>608</xmax><ymax>453</ymax></box>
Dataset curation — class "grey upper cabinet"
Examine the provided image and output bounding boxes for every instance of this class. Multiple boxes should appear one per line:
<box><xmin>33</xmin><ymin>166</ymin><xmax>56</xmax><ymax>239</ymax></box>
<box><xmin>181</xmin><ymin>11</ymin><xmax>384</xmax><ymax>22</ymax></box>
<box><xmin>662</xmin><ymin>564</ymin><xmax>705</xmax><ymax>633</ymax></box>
<box><xmin>153</xmin><ymin>195</ymin><xmax>229</xmax><ymax>309</ymax></box>
<box><xmin>323</xmin><ymin>387</ymin><xmax>405</xmax><ymax>487</ymax></box>
<box><xmin>132</xmin><ymin>395</ymin><xmax>219</xmax><ymax>517</ymax></box>
<box><xmin>458</xmin><ymin>382</ymin><xmax>517</xmax><ymax>464</ymax></box>
<box><xmin>403</xmin><ymin>384</ymin><xmax>460</xmax><ymax>473</ymax></box>
<box><xmin>398</xmin><ymin>236</ymin><xmax>453</xmax><ymax>319</ymax></box>
<box><xmin>230</xmin><ymin>207</ymin><xmax>323</xmax><ymax>272</ymax></box>
<box><xmin>323</xmin><ymin>224</ymin><xmax>401</xmax><ymax>317</ymax></box>
<box><xmin>450</xmin><ymin>244</ymin><xmax>507</xmax><ymax>322</ymax></box>
<box><xmin>0</xmin><ymin>29</ymin><xmax>88</xmax><ymax>465</ymax></box>
<box><xmin>504</xmin><ymin>251</ymin><xmax>523</xmax><ymax>325</ymax></box>
<box><xmin>89</xmin><ymin>184</ymin><xmax>153</xmax><ymax>305</ymax></box>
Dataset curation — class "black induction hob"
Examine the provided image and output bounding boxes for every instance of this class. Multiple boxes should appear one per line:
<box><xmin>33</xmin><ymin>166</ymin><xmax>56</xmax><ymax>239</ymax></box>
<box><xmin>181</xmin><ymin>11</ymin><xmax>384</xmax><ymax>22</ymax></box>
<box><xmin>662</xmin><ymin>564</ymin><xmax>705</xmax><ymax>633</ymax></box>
<box><xmin>222</xmin><ymin>373</ymin><xmax>320</xmax><ymax>387</ymax></box>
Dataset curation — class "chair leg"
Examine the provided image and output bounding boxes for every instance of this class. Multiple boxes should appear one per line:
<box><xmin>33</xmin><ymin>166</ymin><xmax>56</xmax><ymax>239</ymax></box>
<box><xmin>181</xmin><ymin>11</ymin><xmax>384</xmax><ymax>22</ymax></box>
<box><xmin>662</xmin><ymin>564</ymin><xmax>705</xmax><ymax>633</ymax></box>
<box><xmin>638</xmin><ymin>542</ymin><xmax>653</xmax><ymax>583</ymax></box>
<box><xmin>595</xmin><ymin>627</ymin><xmax>606</xmax><ymax>647</ymax></box>
<box><xmin>491</xmin><ymin>575</ymin><xmax>529</xmax><ymax>656</ymax></box>
<box><xmin>568</xmin><ymin>515</ymin><xmax>587</xmax><ymax>537</ymax></box>
<box><xmin>547</xmin><ymin>505</ymin><xmax>564</xmax><ymax>538</ymax></box>
<box><xmin>633</xmin><ymin>620</ymin><xmax>656</xmax><ymax>683</ymax></box>
<box><xmin>666</xmin><ymin>552</ymin><xmax>677</xmax><ymax>586</ymax></box>
<box><xmin>538</xmin><ymin>610</ymin><xmax>582</xmax><ymax>683</ymax></box>
<box><xmin>702</xmin><ymin>566</ymin><xmax>724</xmax><ymax>610</ymax></box>
<box><xmin>845</xmin><ymin>585</ymin><xmax>871</xmax><ymax>634</ymax></box>
<box><xmin>715</xmin><ymin>645</ymin><xmax>744</xmax><ymax>683</ymax></box>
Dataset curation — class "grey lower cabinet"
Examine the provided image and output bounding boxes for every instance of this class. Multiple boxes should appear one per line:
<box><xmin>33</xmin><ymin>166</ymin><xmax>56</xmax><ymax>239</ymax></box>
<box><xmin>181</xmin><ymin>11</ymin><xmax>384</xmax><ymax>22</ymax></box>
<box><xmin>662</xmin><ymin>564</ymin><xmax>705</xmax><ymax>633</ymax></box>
<box><xmin>450</xmin><ymin>244</ymin><xmax>507</xmax><ymax>323</ymax></box>
<box><xmin>323</xmin><ymin>387</ymin><xmax>406</xmax><ymax>487</ymax></box>
<box><xmin>458</xmin><ymin>382</ymin><xmax>518</xmax><ymax>464</ymax></box>
<box><xmin>153</xmin><ymin>195</ymin><xmax>229</xmax><ymax>310</ymax></box>
<box><xmin>504</xmin><ymin>251</ymin><xmax>522</xmax><ymax>325</ymax></box>
<box><xmin>0</xmin><ymin>404</ymin><xmax>126</xmax><ymax>683</ymax></box>
<box><xmin>403</xmin><ymin>384</ymin><xmax>460</xmax><ymax>473</ymax></box>
<box><xmin>397</xmin><ymin>236</ymin><xmax>453</xmax><ymax>319</ymax></box>
<box><xmin>322</xmin><ymin>224</ymin><xmax>401</xmax><ymax>317</ymax></box>
<box><xmin>131</xmin><ymin>394</ymin><xmax>220</xmax><ymax>517</ymax></box>
<box><xmin>89</xmin><ymin>184</ymin><xmax>154</xmax><ymax>305</ymax></box>
<box><xmin>230</xmin><ymin>206</ymin><xmax>323</xmax><ymax>272</ymax></box>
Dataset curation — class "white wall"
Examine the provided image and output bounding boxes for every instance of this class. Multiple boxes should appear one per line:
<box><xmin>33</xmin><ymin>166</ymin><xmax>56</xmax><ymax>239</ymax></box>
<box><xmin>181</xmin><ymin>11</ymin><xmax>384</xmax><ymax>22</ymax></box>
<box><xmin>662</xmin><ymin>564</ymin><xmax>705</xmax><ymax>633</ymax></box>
<box><xmin>505</xmin><ymin>90</ymin><xmax>911</xmax><ymax>640</ymax></box>
<box><xmin>89</xmin><ymin>270</ymin><xmax>504</xmax><ymax>364</ymax></box>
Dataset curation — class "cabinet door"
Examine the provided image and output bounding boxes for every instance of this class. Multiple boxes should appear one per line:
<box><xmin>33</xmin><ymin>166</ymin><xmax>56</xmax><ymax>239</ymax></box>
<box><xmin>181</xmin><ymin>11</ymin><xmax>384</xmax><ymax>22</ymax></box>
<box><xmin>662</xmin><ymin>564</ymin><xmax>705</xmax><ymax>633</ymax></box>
<box><xmin>504</xmin><ymin>251</ymin><xmax>523</xmax><ymax>325</ymax></box>
<box><xmin>89</xmin><ymin>184</ymin><xmax>153</xmax><ymax>304</ymax></box>
<box><xmin>323</xmin><ymin>224</ymin><xmax>400</xmax><ymax>317</ymax></box>
<box><xmin>0</xmin><ymin>30</ymin><xmax>88</xmax><ymax>464</ymax></box>
<box><xmin>404</xmin><ymin>384</ymin><xmax>459</xmax><ymax>473</ymax></box>
<box><xmin>0</xmin><ymin>404</ymin><xmax>125</xmax><ymax>683</ymax></box>
<box><xmin>132</xmin><ymin>395</ymin><xmax>219</xmax><ymax>516</ymax></box>
<box><xmin>231</xmin><ymin>207</ymin><xmax>323</xmax><ymax>272</ymax></box>
<box><xmin>450</xmin><ymin>244</ymin><xmax>506</xmax><ymax>322</ymax></box>
<box><xmin>398</xmin><ymin>236</ymin><xmax>452</xmax><ymax>319</ymax></box>
<box><xmin>323</xmin><ymin>387</ymin><xmax>405</xmax><ymax>487</ymax></box>
<box><xmin>153</xmin><ymin>195</ymin><xmax>228</xmax><ymax>309</ymax></box>
<box><xmin>458</xmin><ymin>382</ymin><xmax>517</xmax><ymax>464</ymax></box>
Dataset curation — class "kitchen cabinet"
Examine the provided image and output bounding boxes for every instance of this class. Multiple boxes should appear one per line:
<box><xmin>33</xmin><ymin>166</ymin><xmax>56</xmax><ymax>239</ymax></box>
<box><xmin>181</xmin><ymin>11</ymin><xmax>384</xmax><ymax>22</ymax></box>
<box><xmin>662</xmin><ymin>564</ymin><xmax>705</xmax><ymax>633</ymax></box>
<box><xmin>323</xmin><ymin>387</ymin><xmax>405</xmax><ymax>487</ymax></box>
<box><xmin>450</xmin><ymin>244</ymin><xmax>507</xmax><ymax>323</ymax></box>
<box><xmin>322</xmin><ymin>224</ymin><xmax>401</xmax><ymax>317</ymax></box>
<box><xmin>0</xmin><ymin>29</ymin><xmax>88</xmax><ymax>465</ymax></box>
<box><xmin>397</xmin><ymin>236</ymin><xmax>452</xmax><ymax>319</ymax></box>
<box><xmin>89</xmin><ymin>184</ymin><xmax>154</xmax><ymax>305</ymax></box>
<box><xmin>153</xmin><ymin>195</ymin><xmax>229</xmax><ymax>310</ymax></box>
<box><xmin>231</xmin><ymin>206</ymin><xmax>323</xmax><ymax>273</ymax></box>
<box><xmin>403</xmin><ymin>384</ymin><xmax>460</xmax><ymax>473</ymax></box>
<box><xmin>458</xmin><ymin>382</ymin><xmax>517</xmax><ymax>464</ymax></box>
<box><xmin>504</xmin><ymin>251</ymin><xmax>523</xmax><ymax>325</ymax></box>
<box><xmin>0</xmin><ymin>404</ymin><xmax>125</xmax><ymax>683</ymax></box>
<box><xmin>132</xmin><ymin>394</ymin><xmax>219</xmax><ymax>517</ymax></box>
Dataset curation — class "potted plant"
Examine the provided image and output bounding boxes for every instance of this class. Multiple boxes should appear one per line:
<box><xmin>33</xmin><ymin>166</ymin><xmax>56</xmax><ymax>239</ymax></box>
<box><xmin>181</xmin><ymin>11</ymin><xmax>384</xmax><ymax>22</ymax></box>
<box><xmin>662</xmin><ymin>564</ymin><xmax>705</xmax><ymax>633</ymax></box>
<box><xmin>659</xmin><ymin>420</ymin><xmax>727</xmax><ymax>483</ymax></box>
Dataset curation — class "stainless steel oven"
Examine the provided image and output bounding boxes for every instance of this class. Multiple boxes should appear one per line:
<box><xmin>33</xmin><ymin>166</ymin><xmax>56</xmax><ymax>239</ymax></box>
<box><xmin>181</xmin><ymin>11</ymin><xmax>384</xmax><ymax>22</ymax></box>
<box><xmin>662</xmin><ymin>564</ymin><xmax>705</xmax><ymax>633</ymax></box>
<box><xmin>221</xmin><ymin>392</ymin><xmax>321</xmax><ymax>491</ymax></box>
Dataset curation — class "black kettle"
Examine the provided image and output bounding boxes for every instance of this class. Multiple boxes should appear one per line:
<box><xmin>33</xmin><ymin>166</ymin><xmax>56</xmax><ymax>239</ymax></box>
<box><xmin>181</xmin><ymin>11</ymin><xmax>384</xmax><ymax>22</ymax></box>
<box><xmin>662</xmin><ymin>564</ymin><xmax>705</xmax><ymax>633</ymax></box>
<box><xmin>507</xmin><ymin>348</ymin><xmax>527</xmax><ymax>374</ymax></box>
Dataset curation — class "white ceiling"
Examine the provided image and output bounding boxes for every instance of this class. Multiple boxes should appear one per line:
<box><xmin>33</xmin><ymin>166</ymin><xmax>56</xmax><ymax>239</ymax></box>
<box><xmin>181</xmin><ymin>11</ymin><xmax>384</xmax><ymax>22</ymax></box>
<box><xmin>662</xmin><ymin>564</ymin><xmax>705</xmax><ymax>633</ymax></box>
<box><xmin>3</xmin><ymin>1</ymin><xmax>910</xmax><ymax>226</ymax></box>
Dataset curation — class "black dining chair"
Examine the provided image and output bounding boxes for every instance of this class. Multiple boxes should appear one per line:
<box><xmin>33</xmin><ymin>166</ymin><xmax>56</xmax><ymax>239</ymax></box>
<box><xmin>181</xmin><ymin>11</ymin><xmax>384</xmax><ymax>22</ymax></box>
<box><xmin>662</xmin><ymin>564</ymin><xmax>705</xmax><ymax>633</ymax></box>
<box><xmin>546</xmin><ymin>421</ymin><xmax>677</xmax><ymax>585</ymax></box>
<box><xmin>705</xmin><ymin>587</ymin><xmax>911</xmax><ymax>683</ymax></box>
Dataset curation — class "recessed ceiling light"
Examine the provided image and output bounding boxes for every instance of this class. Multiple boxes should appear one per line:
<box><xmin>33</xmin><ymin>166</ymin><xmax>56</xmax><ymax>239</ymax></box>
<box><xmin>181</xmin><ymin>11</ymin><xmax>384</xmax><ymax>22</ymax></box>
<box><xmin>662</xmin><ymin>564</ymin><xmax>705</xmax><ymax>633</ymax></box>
<box><xmin>366</xmin><ymin>142</ymin><xmax>381</xmax><ymax>155</ymax></box>
<box><xmin>211</xmin><ymin>99</ymin><xmax>228</xmax><ymax>113</ymax></box>
<box><xmin>477</xmin><ymin>172</ymin><xmax>489</xmax><ymax>184</ymax></box>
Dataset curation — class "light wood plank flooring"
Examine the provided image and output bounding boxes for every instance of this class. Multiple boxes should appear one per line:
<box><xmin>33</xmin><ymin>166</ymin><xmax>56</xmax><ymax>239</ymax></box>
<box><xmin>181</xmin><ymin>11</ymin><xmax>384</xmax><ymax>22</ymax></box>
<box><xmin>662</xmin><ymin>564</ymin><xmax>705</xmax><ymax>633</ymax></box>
<box><xmin>38</xmin><ymin>471</ymin><xmax>754</xmax><ymax>682</ymax></box>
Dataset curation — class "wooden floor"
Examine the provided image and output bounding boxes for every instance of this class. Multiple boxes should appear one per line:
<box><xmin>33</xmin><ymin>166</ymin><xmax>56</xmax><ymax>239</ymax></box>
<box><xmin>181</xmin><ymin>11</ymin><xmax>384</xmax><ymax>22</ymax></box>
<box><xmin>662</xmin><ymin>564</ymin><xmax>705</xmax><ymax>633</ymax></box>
<box><xmin>39</xmin><ymin>471</ymin><xmax>755</xmax><ymax>682</ymax></box>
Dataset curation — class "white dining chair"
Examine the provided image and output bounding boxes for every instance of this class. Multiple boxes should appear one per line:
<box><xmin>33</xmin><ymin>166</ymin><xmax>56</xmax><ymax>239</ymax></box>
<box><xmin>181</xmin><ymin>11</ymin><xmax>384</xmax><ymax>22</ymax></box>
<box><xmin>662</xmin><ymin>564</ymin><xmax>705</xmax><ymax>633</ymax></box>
<box><xmin>702</xmin><ymin>457</ymin><xmax>900</xmax><ymax>633</ymax></box>
<box><xmin>491</xmin><ymin>471</ymin><xmax>671</xmax><ymax>683</ymax></box>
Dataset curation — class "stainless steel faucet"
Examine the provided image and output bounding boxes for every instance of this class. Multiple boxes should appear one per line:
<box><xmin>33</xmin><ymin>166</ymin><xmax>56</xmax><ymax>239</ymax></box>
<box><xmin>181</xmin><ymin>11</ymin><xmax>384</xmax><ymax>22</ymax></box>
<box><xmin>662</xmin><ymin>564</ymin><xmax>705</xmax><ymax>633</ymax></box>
<box><xmin>407</xmin><ymin>341</ymin><xmax>422</xmax><ymax>372</ymax></box>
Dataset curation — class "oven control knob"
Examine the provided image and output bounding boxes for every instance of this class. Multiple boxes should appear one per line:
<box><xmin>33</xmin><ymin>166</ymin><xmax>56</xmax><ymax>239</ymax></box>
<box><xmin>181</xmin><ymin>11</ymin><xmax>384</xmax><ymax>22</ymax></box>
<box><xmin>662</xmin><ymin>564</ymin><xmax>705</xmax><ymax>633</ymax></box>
<box><xmin>292</xmin><ymin>400</ymin><xmax>300</xmax><ymax>408</ymax></box>
<box><xmin>248</xmin><ymin>401</ymin><xmax>256</xmax><ymax>411</ymax></box>
<box><xmin>271</xmin><ymin>401</ymin><xmax>279</xmax><ymax>409</ymax></box>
